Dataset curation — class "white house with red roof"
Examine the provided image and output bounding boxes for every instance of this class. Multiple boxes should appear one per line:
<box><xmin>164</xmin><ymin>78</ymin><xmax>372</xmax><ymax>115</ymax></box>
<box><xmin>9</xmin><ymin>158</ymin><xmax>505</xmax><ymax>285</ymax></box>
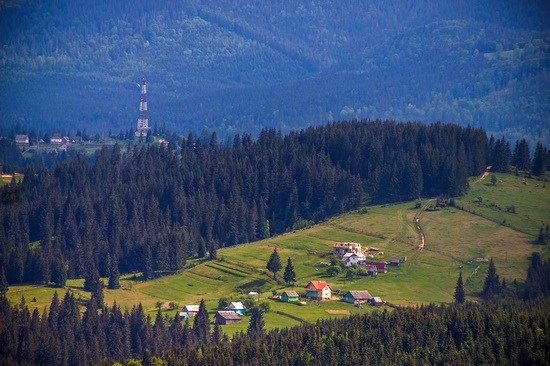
<box><xmin>305</xmin><ymin>280</ymin><xmax>332</xmax><ymax>300</ymax></box>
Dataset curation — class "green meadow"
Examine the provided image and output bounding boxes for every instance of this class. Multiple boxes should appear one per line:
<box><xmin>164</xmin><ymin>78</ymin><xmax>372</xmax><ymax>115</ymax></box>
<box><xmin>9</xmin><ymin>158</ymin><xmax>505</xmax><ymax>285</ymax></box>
<box><xmin>7</xmin><ymin>172</ymin><xmax>549</xmax><ymax>334</ymax></box>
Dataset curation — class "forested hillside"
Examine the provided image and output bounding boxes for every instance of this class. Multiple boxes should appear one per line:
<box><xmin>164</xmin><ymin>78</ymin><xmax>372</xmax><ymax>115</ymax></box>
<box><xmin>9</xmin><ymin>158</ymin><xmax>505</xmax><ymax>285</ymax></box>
<box><xmin>1</xmin><ymin>0</ymin><xmax>549</xmax><ymax>143</ymax></box>
<box><xmin>0</xmin><ymin>120</ymin><xmax>508</xmax><ymax>287</ymax></box>
<box><xmin>1</xmin><ymin>291</ymin><xmax>549</xmax><ymax>364</ymax></box>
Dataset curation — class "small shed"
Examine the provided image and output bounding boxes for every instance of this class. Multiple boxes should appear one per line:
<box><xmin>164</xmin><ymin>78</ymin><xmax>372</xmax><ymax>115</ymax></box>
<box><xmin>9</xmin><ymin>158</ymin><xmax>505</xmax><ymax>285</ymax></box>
<box><xmin>362</xmin><ymin>262</ymin><xmax>387</xmax><ymax>273</ymax></box>
<box><xmin>343</xmin><ymin>291</ymin><xmax>373</xmax><ymax>304</ymax></box>
<box><xmin>390</xmin><ymin>257</ymin><xmax>401</xmax><ymax>266</ymax></box>
<box><xmin>215</xmin><ymin>311</ymin><xmax>241</xmax><ymax>325</ymax></box>
<box><xmin>364</xmin><ymin>265</ymin><xmax>378</xmax><ymax>276</ymax></box>
<box><xmin>281</xmin><ymin>290</ymin><xmax>300</xmax><ymax>302</ymax></box>
<box><xmin>15</xmin><ymin>135</ymin><xmax>29</xmax><ymax>145</ymax></box>
<box><xmin>225</xmin><ymin>301</ymin><xmax>246</xmax><ymax>314</ymax></box>
<box><xmin>371</xmin><ymin>297</ymin><xmax>384</xmax><ymax>307</ymax></box>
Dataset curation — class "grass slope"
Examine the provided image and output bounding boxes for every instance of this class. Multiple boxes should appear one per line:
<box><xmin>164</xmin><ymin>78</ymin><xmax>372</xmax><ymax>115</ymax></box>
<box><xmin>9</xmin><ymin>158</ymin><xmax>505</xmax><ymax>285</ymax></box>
<box><xmin>7</xmin><ymin>172</ymin><xmax>548</xmax><ymax>334</ymax></box>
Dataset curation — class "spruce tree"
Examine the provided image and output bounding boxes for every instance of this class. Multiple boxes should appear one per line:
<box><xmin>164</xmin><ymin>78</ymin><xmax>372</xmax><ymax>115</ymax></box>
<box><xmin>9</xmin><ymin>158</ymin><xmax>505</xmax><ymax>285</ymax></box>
<box><xmin>50</xmin><ymin>259</ymin><xmax>67</xmax><ymax>288</ymax></box>
<box><xmin>482</xmin><ymin>257</ymin><xmax>501</xmax><ymax>301</ymax></box>
<box><xmin>108</xmin><ymin>260</ymin><xmax>120</xmax><ymax>289</ymax></box>
<box><xmin>0</xmin><ymin>266</ymin><xmax>8</xmax><ymax>296</ymax></box>
<box><xmin>283</xmin><ymin>257</ymin><xmax>296</xmax><ymax>285</ymax></box>
<box><xmin>211</xmin><ymin>322</ymin><xmax>222</xmax><ymax>345</ymax></box>
<box><xmin>531</xmin><ymin>142</ymin><xmax>547</xmax><ymax>176</ymax></box>
<box><xmin>454</xmin><ymin>272</ymin><xmax>465</xmax><ymax>304</ymax></box>
<box><xmin>247</xmin><ymin>306</ymin><xmax>265</xmax><ymax>338</ymax></box>
<box><xmin>266</xmin><ymin>248</ymin><xmax>282</xmax><ymax>280</ymax></box>
<box><xmin>208</xmin><ymin>241</ymin><xmax>217</xmax><ymax>260</ymax></box>
<box><xmin>193</xmin><ymin>299</ymin><xmax>210</xmax><ymax>345</ymax></box>
<box><xmin>92</xmin><ymin>279</ymin><xmax>105</xmax><ymax>309</ymax></box>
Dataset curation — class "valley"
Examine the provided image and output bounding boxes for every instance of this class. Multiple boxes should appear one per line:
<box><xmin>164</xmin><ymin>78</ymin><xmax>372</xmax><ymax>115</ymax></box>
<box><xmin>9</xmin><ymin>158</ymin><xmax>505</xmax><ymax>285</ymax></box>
<box><xmin>7</xmin><ymin>171</ymin><xmax>548</xmax><ymax>336</ymax></box>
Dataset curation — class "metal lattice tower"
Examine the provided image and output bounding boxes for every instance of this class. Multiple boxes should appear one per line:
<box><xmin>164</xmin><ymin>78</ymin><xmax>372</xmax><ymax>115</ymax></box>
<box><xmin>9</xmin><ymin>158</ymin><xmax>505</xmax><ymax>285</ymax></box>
<box><xmin>135</xmin><ymin>79</ymin><xmax>151</xmax><ymax>137</ymax></box>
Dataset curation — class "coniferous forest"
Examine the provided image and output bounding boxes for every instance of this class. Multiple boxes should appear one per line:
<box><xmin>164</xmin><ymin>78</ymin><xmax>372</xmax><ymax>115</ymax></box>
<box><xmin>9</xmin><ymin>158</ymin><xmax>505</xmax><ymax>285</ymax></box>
<box><xmin>1</xmin><ymin>120</ymin><xmax>496</xmax><ymax>284</ymax></box>
<box><xmin>0</xmin><ymin>256</ymin><xmax>549</xmax><ymax>365</ymax></box>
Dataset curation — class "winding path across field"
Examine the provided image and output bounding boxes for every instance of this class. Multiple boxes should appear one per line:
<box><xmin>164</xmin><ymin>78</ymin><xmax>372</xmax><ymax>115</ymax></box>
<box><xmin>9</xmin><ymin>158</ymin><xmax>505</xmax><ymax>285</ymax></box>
<box><xmin>414</xmin><ymin>197</ymin><xmax>439</xmax><ymax>251</ymax></box>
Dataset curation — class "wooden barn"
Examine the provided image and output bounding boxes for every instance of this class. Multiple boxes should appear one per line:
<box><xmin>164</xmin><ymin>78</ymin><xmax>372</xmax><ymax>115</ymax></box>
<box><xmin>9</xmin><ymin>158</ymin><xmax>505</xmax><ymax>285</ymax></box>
<box><xmin>215</xmin><ymin>311</ymin><xmax>242</xmax><ymax>325</ymax></box>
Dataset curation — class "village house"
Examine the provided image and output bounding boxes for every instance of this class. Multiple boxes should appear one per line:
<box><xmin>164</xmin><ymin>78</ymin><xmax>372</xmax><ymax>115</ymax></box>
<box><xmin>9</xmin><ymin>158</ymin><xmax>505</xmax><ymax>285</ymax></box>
<box><xmin>363</xmin><ymin>264</ymin><xmax>378</xmax><ymax>276</ymax></box>
<box><xmin>281</xmin><ymin>290</ymin><xmax>300</xmax><ymax>302</ymax></box>
<box><xmin>50</xmin><ymin>135</ymin><xmax>63</xmax><ymax>144</ymax></box>
<box><xmin>371</xmin><ymin>297</ymin><xmax>384</xmax><ymax>307</ymax></box>
<box><xmin>224</xmin><ymin>301</ymin><xmax>246</xmax><ymax>314</ymax></box>
<box><xmin>343</xmin><ymin>291</ymin><xmax>373</xmax><ymax>304</ymax></box>
<box><xmin>178</xmin><ymin>305</ymin><xmax>200</xmax><ymax>321</ymax></box>
<box><xmin>332</xmin><ymin>242</ymin><xmax>362</xmax><ymax>257</ymax></box>
<box><xmin>215</xmin><ymin>311</ymin><xmax>242</xmax><ymax>325</ymax></box>
<box><xmin>343</xmin><ymin>252</ymin><xmax>366</xmax><ymax>267</ymax></box>
<box><xmin>361</xmin><ymin>261</ymin><xmax>388</xmax><ymax>273</ymax></box>
<box><xmin>305</xmin><ymin>280</ymin><xmax>332</xmax><ymax>300</ymax></box>
<box><xmin>15</xmin><ymin>135</ymin><xmax>29</xmax><ymax>145</ymax></box>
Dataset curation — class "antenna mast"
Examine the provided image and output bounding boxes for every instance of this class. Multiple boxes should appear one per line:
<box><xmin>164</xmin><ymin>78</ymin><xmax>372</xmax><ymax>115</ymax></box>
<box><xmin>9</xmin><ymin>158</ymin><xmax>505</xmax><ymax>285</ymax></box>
<box><xmin>135</xmin><ymin>79</ymin><xmax>151</xmax><ymax>137</ymax></box>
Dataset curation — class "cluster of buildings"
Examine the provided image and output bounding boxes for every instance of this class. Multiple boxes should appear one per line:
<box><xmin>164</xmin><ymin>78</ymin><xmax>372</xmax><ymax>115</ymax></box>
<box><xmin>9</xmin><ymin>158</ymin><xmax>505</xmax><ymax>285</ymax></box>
<box><xmin>281</xmin><ymin>280</ymin><xmax>384</xmax><ymax>307</ymax></box>
<box><xmin>332</xmin><ymin>242</ymin><xmax>406</xmax><ymax>275</ymax></box>
<box><xmin>14</xmin><ymin>134</ymin><xmax>76</xmax><ymax>154</ymax></box>
<box><xmin>179</xmin><ymin>301</ymin><xmax>246</xmax><ymax>325</ymax></box>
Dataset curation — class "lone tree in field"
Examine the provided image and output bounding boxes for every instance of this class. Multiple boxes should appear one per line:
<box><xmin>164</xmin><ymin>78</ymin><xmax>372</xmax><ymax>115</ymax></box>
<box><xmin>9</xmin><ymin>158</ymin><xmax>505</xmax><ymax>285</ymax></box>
<box><xmin>283</xmin><ymin>257</ymin><xmax>296</xmax><ymax>285</ymax></box>
<box><xmin>454</xmin><ymin>272</ymin><xmax>465</xmax><ymax>304</ymax></box>
<box><xmin>266</xmin><ymin>248</ymin><xmax>282</xmax><ymax>280</ymax></box>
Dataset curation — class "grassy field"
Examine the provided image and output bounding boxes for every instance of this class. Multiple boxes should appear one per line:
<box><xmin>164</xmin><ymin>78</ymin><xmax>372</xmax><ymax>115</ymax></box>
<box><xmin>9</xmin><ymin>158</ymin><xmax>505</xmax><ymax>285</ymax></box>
<box><xmin>7</xmin><ymin>172</ymin><xmax>549</xmax><ymax>333</ymax></box>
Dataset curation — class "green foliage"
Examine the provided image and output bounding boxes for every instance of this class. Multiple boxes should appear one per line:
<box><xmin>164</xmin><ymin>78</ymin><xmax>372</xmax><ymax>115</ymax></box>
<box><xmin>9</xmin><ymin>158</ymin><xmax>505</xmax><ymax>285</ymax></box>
<box><xmin>1</xmin><ymin>1</ymin><xmax>549</xmax><ymax>144</ymax></box>
<box><xmin>218</xmin><ymin>297</ymin><xmax>228</xmax><ymax>310</ymax></box>
<box><xmin>283</xmin><ymin>257</ymin><xmax>296</xmax><ymax>285</ymax></box>
<box><xmin>266</xmin><ymin>249</ymin><xmax>282</xmax><ymax>280</ymax></box>
<box><xmin>0</xmin><ymin>267</ymin><xmax>8</xmax><ymax>295</ymax></box>
<box><xmin>482</xmin><ymin>257</ymin><xmax>502</xmax><ymax>301</ymax></box>
<box><xmin>454</xmin><ymin>272</ymin><xmax>465</xmax><ymax>304</ymax></box>
<box><xmin>525</xmin><ymin>252</ymin><xmax>550</xmax><ymax>299</ymax></box>
<box><xmin>327</xmin><ymin>265</ymin><xmax>341</xmax><ymax>277</ymax></box>
<box><xmin>193</xmin><ymin>299</ymin><xmax>210</xmax><ymax>345</ymax></box>
<box><xmin>247</xmin><ymin>306</ymin><xmax>265</xmax><ymax>338</ymax></box>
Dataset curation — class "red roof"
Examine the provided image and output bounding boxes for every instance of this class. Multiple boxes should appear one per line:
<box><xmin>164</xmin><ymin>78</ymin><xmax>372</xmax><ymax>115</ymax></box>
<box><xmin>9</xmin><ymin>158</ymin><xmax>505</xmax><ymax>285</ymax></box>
<box><xmin>307</xmin><ymin>280</ymin><xmax>330</xmax><ymax>290</ymax></box>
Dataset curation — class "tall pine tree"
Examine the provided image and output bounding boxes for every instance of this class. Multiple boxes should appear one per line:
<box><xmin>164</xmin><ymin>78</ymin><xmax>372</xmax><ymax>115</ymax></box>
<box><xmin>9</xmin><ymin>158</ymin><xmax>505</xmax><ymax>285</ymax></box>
<box><xmin>482</xmin><ymin>257</ymin><xmax>501</xmax><ymax>301</ymax></box>
<box><xmin>283</xmin><ymin>257</ymin><xmax>296</xmax><ymax>286</ymax></box>
<box><xmin>193</xmin><ymin>299</ymin><xmax>210</xmax><ymax>345</ymax></box>
<box><xmin>454</xmin><ymin>272</ymin><xmax>465</xmax><ymax>304</ymax></box>
<box><xmin>266</xmin><ymin>248</ymin><xmax>282</xmax><ymax>280</ymax></box>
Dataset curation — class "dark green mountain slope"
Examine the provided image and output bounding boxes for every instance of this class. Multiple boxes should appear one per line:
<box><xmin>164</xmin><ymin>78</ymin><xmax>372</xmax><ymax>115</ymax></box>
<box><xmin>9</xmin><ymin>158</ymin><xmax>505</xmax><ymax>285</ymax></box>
<box><xmin>0</xmin><ymin>0</ymin><xmax>549</xmax><ymax>143</ymax></box>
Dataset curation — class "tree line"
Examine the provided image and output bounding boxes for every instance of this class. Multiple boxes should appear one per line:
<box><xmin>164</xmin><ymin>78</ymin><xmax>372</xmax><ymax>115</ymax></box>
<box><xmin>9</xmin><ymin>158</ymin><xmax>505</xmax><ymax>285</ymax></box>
<box><xmin>1</xmin><ymin>120</ymin><xmax>549</xmax><ymax>288</ymax></box>
<box><xmin>1</xmin><ymin>253</ymin><xmax>549</xmax><ymax>365</ymax></box>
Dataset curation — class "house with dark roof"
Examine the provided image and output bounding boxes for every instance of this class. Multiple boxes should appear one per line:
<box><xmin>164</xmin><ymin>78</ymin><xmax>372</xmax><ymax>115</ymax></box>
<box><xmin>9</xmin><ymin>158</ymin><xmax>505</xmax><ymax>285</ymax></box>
<box><xmin>15</xmin><ymin>135</ymin><xmax>29</xmax><ymax>145</ymax></box>
<box><xmin>343</xmin><ymin>291</ymin><xmax>373</xmax><ymax>304</ymax></box>
<box><xmin>281</xmin><ymin>290</ymin><xmax>300</xmax><ymax>302</ymax></box>
<box><xmin>363</xmin><ymin>264</ymin><xmax>378</xmax><ymax>276</ymax></box>
<box><xmin>361</xmin><ymin>261</ymin><xmax>387</xmax><ymax>273</ymax></box>
<box><xmin>390</xmin><ymin>257</ymin><xmax>402</xmax><ymax>266</ymax></box>
<box><xmin>215</xmin><ymin>311</ymin><xmax>242</xmax><ymax>325</ymax></box>
<box><xmin>305</xmin><ymin>280</ymin><xmax>332</xmax><ymax>300</ymax></box>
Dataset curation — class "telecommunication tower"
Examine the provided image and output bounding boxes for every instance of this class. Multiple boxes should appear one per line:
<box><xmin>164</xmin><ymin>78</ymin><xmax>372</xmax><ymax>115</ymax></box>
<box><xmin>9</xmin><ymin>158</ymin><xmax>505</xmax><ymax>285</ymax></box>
<box><xmin>135</xmin><ymin>79</ymin><xmax>151</xmax><ymax>137</ymax></box>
